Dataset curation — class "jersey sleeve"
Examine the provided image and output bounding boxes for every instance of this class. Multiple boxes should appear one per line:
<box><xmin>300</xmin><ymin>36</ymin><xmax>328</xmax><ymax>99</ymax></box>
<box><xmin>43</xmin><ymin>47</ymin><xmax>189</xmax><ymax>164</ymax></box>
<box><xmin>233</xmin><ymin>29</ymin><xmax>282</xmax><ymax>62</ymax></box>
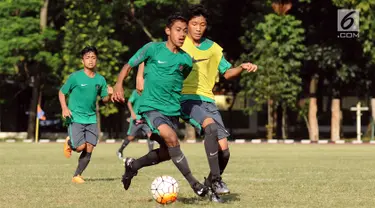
<box><xmin>128</xmin><ymin>42</ymin><xmax>155</xmax><ymax>67</ymax></box>
<box><xmin>60</xmin><ymin>74</ymin><xmax>76</xmax><ymax>95</ymax></box>
<box><xmin>182</xmin><ymin>54</ymin><xmax>193</xmax><ymax>79</ymax></box>
<box><xmin>218</xmin><ymin>55</ymin><xmax>232</xmax><ymax>75</ymax></box>
<box><xmin>128</xmin><ymin>90</ymin><xmax>137</xmax><ymax>103</ymax></box>
<box><xmin>99</xmin><ymin>77</ymin><xmax>108</xmax><ymax>98</ymax></box>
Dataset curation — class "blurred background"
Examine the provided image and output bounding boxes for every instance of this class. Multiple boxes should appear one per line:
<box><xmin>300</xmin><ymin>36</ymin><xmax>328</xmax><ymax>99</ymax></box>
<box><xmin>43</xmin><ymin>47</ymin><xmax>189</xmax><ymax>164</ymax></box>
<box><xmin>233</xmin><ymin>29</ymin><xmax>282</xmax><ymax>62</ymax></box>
<box><xmin>0</xmin><ymin>0</ymin><xmax>374</xmax><ymax>142</ymax></box>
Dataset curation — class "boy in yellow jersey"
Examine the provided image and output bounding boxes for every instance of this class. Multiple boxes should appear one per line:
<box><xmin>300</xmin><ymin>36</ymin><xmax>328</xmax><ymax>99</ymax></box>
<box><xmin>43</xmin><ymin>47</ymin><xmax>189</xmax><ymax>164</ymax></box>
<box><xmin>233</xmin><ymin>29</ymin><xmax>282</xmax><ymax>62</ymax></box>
<box><xmin>180</xmin><ymin>5</ymin><xmax>257</xmax><ymax>194</ymax></box>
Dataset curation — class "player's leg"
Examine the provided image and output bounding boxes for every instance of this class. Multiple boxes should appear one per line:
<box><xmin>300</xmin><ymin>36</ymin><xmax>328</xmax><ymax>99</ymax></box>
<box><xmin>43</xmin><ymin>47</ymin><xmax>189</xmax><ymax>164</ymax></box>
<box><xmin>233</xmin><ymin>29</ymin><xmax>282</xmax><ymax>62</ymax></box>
<box><xmin>117</xmin><ymin>122</ymin><xmax>136</xmax><ymax>159</ymax></box>
<box><xmin>204</xmin><ymin>103</ymin><xmax>231</xmax><ymax>194</ymax></box>
<box><xmin>146</xmin><ymin>132</ymin><xmax>154</xmax><ymax>152</ymax></box>
<box><xmin>218</xmin><ymin>138</ymin><xmax>230</xmax><ymax>175</ymax></box>
<box><xmin>181</xmin><ymin>101</ymin><xmax>221</xmax><ymax>186</ymax></box>
<box><xmin>68</xmin><ymin>123</ymin><xmax>87</xmax><ymax>183</ymax></box>
<box><xmin>157</xmin><ymin>119</ymin><xmax>211</xmax><ymax>199</ymax></box>
<box><xmin>122</xmin><ymin>133</ymin><xmax>170</xmax><ymax>190</ymax></box>
<box><xmin>64</xmin><ymin>123</ymin><xmax>84</xmax><ymax>158</ymax></box>
<box><xmin>143</xmin><ymin>124</ymin><xmax>154</xmax><ymax>151</ymax></box>
<box><xmin>72</xmin><ymin>124</ymin><xmax>98</xmax><ymax>183</ymax></box>
<box><xmin>117</xmin><ymin>135</ymin><xmax>135</xmax><ymax>159</ymax></box>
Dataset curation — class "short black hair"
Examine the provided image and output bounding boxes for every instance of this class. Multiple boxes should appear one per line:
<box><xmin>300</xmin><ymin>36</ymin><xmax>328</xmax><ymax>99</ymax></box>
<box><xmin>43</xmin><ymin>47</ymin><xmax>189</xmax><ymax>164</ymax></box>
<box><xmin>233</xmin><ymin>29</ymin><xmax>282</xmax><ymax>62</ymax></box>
<box><xmin>166</xmin><ymin>13</ymin><xmax>187</xmax><ymax>28</ymax></box>
<box><xmin>81</xmin><ymin>46</ymin><xmax>98</xmax><ymax>58</ymax></box>
<box><xmin>187</xmin><ymin>4</ymin><xmax>209</xmax><ymax>21</ymax></box>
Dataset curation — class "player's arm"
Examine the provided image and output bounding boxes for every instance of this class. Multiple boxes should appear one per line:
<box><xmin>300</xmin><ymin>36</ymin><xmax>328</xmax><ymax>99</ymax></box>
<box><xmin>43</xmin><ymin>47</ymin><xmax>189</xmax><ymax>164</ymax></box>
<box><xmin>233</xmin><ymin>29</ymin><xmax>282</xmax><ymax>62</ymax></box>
<box><xmin>101</xmin><ymin>85</ymin><xmax>113</xmax><ymax>103</ymax></box>
<box><xmin>58</xmin><ymin>91</ymin><xmax>72</xmax><ymax>118</ymax></box>
<box><xmin>113</xmin><ymin>42</ymin><xmax>154</xmax><ymax>102</ymax></box>
<box><xmin>127</xmin><ymin>101</ymin><xmax>137</xmax><ymax>120</ymax></box>
<box><xmin>112</xmin><ymin>64</ymin><xmax>132</xmax><ymax>102</ymax></box>
<box><xmin>136</xmin><ymin>62</ymin><xmax>145</xmax><ymax>95</ymax></box>
<box><xmin>219</xmin><ymin>56</ymin><xmax>257</xmax><ymax>80</ymax></box>
<box><xmin>59</xmin><ymin>75</ymin><xmax>74</xmax><ymax>118</ymax></box>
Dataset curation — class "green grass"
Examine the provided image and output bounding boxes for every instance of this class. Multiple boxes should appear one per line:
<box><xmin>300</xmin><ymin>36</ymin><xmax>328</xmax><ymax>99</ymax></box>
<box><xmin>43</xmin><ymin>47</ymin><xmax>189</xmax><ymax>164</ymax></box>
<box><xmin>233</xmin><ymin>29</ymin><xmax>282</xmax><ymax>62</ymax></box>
<box><xmin>1</xmin><ymin>143</ymin><xmax>375</xmax><ymax>208</ymax></box>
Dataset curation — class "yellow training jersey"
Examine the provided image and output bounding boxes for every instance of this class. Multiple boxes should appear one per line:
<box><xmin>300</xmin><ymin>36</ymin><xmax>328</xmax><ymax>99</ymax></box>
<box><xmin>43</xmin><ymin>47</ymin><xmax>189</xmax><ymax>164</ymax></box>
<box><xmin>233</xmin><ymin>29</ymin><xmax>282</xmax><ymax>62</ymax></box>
<box><xmin>181</xmin><ymin>36</ymin><xmax>223</xmax><ymax>101</ymax></box>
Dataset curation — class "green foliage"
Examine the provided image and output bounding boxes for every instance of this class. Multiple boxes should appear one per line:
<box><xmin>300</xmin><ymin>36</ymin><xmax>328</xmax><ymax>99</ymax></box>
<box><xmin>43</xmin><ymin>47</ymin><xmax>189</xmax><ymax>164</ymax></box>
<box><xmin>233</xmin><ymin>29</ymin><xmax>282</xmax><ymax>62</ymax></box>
<box><xmin>0</xmin><ymin>0</ymin><xmax>60</xmax><ymax>75</ymax></box>
<box><xmin>62</xmin><ymin>0</ymin><xmax>129</xmax><ymax>116</ymax></box>
<box><xmin>62</xmin><ymin>0</ymin><xmax>128</xmax><ymax>82</ymax></box>
<box><xmin>239</xmin><ymin>14</ymin><xmax>306</xmax><ymax>114</ymax></box>
<box><xmin>332</xmin><ymin>0</ymin><xmax>375</xmax><ymax>63</ymax></box>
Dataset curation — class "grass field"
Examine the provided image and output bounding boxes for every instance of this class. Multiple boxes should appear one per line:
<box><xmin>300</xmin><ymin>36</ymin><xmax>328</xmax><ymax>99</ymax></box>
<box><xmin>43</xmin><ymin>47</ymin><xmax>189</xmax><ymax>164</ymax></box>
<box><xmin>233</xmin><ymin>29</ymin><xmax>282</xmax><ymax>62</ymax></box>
<box><xmin>1</xmin><ymin>143</ymin><xmax>375</xmax><ymax>208</ymax></box>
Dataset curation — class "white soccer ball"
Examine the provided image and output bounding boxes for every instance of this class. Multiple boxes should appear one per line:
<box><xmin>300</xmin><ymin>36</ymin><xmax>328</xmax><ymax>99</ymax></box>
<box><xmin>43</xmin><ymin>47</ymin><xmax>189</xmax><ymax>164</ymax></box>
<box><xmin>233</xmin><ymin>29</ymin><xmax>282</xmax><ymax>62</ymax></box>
<box><xmin>150</xmin><ymin>175</ymin><xmax>179</xmax><ymax>204</ymax></box>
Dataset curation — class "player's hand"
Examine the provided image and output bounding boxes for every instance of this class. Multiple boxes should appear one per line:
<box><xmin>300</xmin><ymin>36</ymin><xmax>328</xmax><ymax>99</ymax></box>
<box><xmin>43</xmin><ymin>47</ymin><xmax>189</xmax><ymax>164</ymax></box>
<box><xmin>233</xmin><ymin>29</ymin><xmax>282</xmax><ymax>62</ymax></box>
<box><xmin>107</xmin><ymin>85</ymin><xmax>113</xmax><ymax>95</ymax></box>
<box><xmin>241</xmin><ymin>62</ymin><xmax>257</xmax><ymax>72</ymax></box>
<box><xmin>136</xmin><ymin>78</ymin><xmax>144</xmax><ymax>95</ymax></box>
<box><xmin>112</xmin><ymin>84</ymin><xmax>125</xmax><ymax>103</ymax></box>
<box><xmin>62</xmin><ymin>107</ymin><xmax>72</xmax><ymax>118</ymax></box>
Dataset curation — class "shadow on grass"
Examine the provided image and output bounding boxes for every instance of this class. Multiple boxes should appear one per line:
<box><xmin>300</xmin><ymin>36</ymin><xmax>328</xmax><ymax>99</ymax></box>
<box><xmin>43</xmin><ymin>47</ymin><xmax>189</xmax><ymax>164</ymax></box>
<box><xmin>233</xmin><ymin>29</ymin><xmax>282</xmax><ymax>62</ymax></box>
<box><xmin>221</xmin><ymin>193</ymin><xmax>241</xmax><ymax>202</ymax></box>
<box><xmin>178</xmin><ymin>193</ymin><xmax>241</xmax><ymax>204</ymax></box>
<box><xmin>85</xmin><ymin>177</ymin><xmax>121</xmax><ymax>182</ymax></box>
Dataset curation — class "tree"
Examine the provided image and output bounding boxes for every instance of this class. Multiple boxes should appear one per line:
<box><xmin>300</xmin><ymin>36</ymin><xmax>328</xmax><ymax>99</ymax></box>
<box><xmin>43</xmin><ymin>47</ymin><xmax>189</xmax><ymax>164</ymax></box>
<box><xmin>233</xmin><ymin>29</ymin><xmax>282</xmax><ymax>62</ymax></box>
<box><xmin>239</xmin><ymin>12</ymin><xmax>306</xmax><ymax>139</ymax></box>
<box><xmin>0</xmin><ymin>0</ymin><xmax>61</xmax><ymax>139</ymax></box>
<box><xmin>331</xmin><ymin>0</ymin><xmax>375</xmax><ymax>137</ymax></box>
<box><xmin>62</xmin><ymin>0</ymin><xmax>128</xmax><ymax>139</ymax></box>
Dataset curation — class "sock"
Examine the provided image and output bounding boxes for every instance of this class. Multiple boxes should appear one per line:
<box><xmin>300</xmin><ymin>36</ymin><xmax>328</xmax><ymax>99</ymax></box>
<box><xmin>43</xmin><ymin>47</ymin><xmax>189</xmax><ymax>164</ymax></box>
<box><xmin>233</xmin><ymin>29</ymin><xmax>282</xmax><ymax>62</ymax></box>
<box><xmin>118</xmin><ymin>138</ymin><xmax>130</xmax><ymax>153</ymax></box>
<box><xmin>207</xmin><ymin>148</ymin><xmax>230</xmax><ymax>184</ymax></box>
<box><xmin>219</xmin><ymin>149</ymin><xmax>230</xmax><ymax>174</ymax></box>
<box><xmin>204</xmin><ymin>123</ymin><xmax>220</xmax><ymax>181</ymax></box>
<box><xmin>74</xmin><ymin>151</ymin><xmax>92</xmax><ymax>176</ymax></box>
<box><xmin>168</xmin><ymin>145</ymin><xmax>198</xmax><ymax>187</ymax></box>
<box><xmin>132</xmin><ymin>148</ymin><xmax>170</xmax><ymax>171</ymax></box>
<box><xmin>147</xmin><ymin>139</ymin><xmax>154</xmax><ymax>152</ymax></box>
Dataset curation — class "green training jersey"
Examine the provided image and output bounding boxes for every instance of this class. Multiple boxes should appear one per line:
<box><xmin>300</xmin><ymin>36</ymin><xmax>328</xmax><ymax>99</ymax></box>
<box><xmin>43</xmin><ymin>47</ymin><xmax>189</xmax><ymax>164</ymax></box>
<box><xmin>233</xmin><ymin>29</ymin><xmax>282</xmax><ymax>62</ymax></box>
<box><xmin>128</xmin><ymin>89</ymin><xmax>142</xmax><ymax>121</ymax></box>
<box><xmin>128</xmin><ymin>42</ymin><xmax>193</xmax><ymax>116</ymax></box>
<box><xmin>60</xmin><ymin>69</ymin><xmax>108</xmax><ymax>124</ymax></box>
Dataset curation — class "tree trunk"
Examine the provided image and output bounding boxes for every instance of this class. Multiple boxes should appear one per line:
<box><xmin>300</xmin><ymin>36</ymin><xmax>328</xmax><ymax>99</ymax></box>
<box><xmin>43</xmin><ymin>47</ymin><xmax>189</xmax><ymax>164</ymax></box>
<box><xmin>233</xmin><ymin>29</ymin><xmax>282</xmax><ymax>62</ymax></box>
<box><xmin>308</xmin><ymin>75</ymin><xmax>319</xmax><ymax>141</ymax></box>
<box><xmin>330</xmin><ymin>98</ymin><xmax>341</xmax><ymax>141</ymax></box>
<box><xmin>27</xmin><ymin>75</ymin><xmax>40</xmax><ymax>139</ymax></box>
<box><xmin>281</xmin><ymin>106</ymin><xmax>288</xmax><ymax>139</ymax></box>
<box><xmin>371</xmin><ymin>98</ymin><xmax>375</xmax><ymax>121</ymax></box>
<box><xmin>266</xmin><ymin>99</ymin><xmax>274</xmax><ymax>140</ymax></box>
<box><xmin>40</xmin><ymin>0</ymin><xmax>49</xmax><ymax>30</ymax></box>
<box><xmin>27</xmin><ymin>0</ymin><xmax>48</xmax><ymax>140</ymax></box>
<box><xmin>96</xmin><ymin>100</ymin><xmax>102</xmax><ymax>141</ymax></box>
<box><xmin>184</xmin><ymin>123</ymin><xmax>196</xmax><ymax>141</ymax></box>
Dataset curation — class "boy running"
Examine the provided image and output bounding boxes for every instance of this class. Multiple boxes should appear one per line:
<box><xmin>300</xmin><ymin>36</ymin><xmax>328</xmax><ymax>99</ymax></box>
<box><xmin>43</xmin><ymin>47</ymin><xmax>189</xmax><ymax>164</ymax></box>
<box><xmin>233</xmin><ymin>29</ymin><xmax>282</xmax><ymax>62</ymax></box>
<box><xmin>112</xmin><ymin>14</ymin><xmax>222</xmax><ymax>202</ymax></box>
<box><xmin>116</xmin><ymin>88</ymin><xmax>154</xmax><ymax>159</ymax></box>
<box><xmin>59</xmin><ymin>46</ymin><xmax>113</xmax><ymax>184</ymax></box>
<box><xmin>136</xmin><ymin>5</ymin><xmax>257</xmax><ymax>194</ymax></box>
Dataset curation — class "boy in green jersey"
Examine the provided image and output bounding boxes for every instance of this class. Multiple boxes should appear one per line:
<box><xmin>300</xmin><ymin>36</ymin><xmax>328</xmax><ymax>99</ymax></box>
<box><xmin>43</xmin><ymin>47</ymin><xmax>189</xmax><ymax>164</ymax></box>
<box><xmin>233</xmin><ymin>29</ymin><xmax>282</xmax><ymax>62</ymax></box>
<box><xmin>59</xmin><ymin>46</ymin><xmax>113</xmax><ymax>184</ymax></box>
<box><xmin>136</xmin><ymin>5</ymin><xmax>257</xmax><ymax>196</ymax></box>
<box><xmin>112</xmin><ymin>14</ymin><xmax>221</xmax><ymax>202</ymax></box>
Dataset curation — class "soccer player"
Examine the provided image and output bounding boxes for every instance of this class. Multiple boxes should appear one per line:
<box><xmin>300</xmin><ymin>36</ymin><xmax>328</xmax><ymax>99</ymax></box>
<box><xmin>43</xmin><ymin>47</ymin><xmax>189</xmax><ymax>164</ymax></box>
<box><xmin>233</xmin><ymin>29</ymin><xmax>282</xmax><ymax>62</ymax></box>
<box><xmin>59</xmin><ymin>46</ymin><xmax>113</xmax><ymax>184</ymax></box>
<box><xmin>112</xmin><ymin>14</ymin><xmax>222</xmax><ymax>203</ymax></box>
<box><xmin>181</xmin><ymin>5</ymin><xmax>257</xmax><ymax>194</ymax></box>
<box><xmin>136</xmin><ymin>5</ymin><xmax>258</xmax><ymax>195</ymax></box>
<box><xmin>116</xmin><ymin>87</ymin><xmax>154</xmax><ymax>159</ymax></box>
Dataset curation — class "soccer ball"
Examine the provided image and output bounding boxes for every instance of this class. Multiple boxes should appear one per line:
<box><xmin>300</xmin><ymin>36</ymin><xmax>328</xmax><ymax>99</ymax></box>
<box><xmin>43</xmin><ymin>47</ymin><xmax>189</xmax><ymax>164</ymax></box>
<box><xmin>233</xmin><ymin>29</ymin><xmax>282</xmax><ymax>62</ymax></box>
<box><xmin>150</xmin><ymin>176</ymin><xmax>179</xmax><ymax>204</ymax></box>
